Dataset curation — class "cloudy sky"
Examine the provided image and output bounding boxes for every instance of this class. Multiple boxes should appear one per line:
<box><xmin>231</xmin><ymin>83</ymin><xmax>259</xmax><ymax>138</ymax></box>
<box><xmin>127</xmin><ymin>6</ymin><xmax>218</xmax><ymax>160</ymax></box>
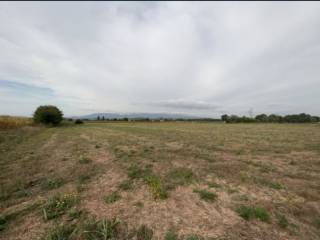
<box><xmin>1</xmin><ymin>2</ymin><xmax>320</xmax><ymax>117</ymax></box>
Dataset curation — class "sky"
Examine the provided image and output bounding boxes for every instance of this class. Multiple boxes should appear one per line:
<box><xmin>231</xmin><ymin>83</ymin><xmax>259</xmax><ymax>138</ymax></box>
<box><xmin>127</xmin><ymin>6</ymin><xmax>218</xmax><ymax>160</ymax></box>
<box><xmin>1</xmin><ymin>2</ymin><xmax>320</xmax><ymax>117</ymax></box>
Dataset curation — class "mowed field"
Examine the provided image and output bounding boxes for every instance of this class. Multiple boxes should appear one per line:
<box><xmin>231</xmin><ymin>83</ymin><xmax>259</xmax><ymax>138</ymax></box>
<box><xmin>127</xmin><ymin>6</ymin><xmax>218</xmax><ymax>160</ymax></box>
<box><xmin>1</xmin><ymin>122</ymin><xmax>320</xmax><ymax>240</ymax></box>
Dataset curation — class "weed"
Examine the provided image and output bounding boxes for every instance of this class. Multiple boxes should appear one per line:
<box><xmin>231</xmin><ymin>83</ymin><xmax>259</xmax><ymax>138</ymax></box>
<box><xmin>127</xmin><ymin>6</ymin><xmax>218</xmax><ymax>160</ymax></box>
<box><xmin>104</xmin><ymin>191</ymin><xmax>121</xmax><ymax>204</ymax></box>
<box><xmin>185</xmin><ymin>234</ymin><xmax>204</xmax><ymax>240</ymax></box>
<box><xmin>136</xmin><ymin>224</ymin><xmax>153</xmax><ymax>240</ymax></box>
<box><xmin>68</xmin><ymin>207</ymin><xmax>82</xmax><ymax>221</ymax></box>
<box><xmin>82</xmin><ymin>217</ymin><xmax>120</xmax><ymax>240</ymax></box>
<box><xmin>43</xmin><ymin>193</ymin><xmax>77</xmax><ymax>220</ymax></box>
<box><xmin>144</xmin><ymin>175</ymin><xmax>168</xmax><ymax>200</ymax></box>
<box><xmin>278</xmin><ymin>215</ymin><xmax>289</xmax><ymax>228</ymax></box>
<box><xmin>164</xmin><ymin>227</ymin><xmax>178</xmax><ymax>240</ymax></box>
<box><xmin>41</xmin><ymin>178</ymin><xmax>64</xmax><ymax>190</ymax></box>
<box><xmin>237</xmin><ymin>206</ymin><xmax>270</xmax><ymax>222</ymax></box>
<box><xmin>193</xmin><ymin>189</ymin><xmax>217</xmax><ymax>202</ymax></box>
<box><xmin>118</xmin><ymin>179</ymin><xmax>133</xmax><ymax>191</ymax></box>
<box><xmin>45</xmin><ymin>223</ymin><xmax>75</xmax><ymax>240</ymax></box>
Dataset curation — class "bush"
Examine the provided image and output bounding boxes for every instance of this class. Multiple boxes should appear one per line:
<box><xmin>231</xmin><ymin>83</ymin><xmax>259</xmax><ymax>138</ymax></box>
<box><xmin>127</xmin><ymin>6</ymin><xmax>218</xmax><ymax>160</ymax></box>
<box><xmin>33</xmin><ymin>105</ymin><xmax>63</xmax><ymax>125</ymax></box>
<box><xmin>75</xmin><ymin>119</ymin><xmax>83</xmax><ymax>124</ymax></box>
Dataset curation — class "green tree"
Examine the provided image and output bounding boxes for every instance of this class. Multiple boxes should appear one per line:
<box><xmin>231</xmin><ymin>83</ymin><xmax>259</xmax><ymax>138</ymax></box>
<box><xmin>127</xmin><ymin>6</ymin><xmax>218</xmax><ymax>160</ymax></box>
<box><xmin>33</xmin><ymin>105</ymin><xmax>63</xmax><ymax>125</ymax></box>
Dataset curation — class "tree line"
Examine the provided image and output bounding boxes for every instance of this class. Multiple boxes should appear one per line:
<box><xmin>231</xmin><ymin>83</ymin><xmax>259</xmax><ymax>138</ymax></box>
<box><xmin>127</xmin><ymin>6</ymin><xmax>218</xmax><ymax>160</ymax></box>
<box><xmin>221</xmin><ymin>113</ymin><xmax>320</xmax><ymax>123</ymax></box>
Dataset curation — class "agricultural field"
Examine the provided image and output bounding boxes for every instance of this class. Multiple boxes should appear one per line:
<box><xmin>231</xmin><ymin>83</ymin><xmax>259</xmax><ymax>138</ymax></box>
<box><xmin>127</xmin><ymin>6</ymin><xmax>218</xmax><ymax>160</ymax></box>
<box><xmin>0</xmin><ymin>122</ymin><xmax>320</xmax><ymax>240</ymax></box>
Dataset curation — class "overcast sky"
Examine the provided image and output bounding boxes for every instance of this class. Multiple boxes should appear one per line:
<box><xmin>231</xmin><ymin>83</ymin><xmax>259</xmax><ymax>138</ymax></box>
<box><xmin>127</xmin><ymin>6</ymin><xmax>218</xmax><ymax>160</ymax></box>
<box><xmin>1</xmin><ymin>2</ymin><xmax>320</xmax><ymax>117</ymax></box>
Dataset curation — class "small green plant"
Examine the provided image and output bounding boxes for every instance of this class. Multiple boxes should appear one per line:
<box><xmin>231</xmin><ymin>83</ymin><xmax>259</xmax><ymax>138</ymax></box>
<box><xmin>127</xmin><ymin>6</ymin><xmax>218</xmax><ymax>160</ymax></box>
<box><xmin>41</xmin><ymin>178</ymin><xmax>64</xmax><ymax>190</ymax></box>
<box><xmin>136</xmin><ymin>224</ymin><xmax>153</xmax><ymax>240</ymax></box>
<box><xmin>82</xmin><ymin>217</ymin><xmax>120</xmax><ymax>240</ymax></box>
<box><xmin>79</xmin><ymin>155</ymin><xmax>92</xmax><ymax>164</ymax></box>
<box><xmin>68</xmin><ymin>207</ymin><xmax>82</xmax><ymax>221</ymax></box>
<box><xmin>45</xmin><ymin>223</ymin><xmax>75</xmax><ymax>240</ymax></box>
<box><xmin>164</xmin><ymin>227</ymin><xmax>178</xmax><ymax>240</ymax></box>
<box><xmin>166</xmin><ymin>167</ymin><xmax>194</xmax><ymax>188</ymax></box>
<box><xmin>270</xmin><ymin>182</ymin><xmax>283</xmax><ymax>190</ymax></box>
<box><xmin>104</xmin><ymin>191</ymin><xmax>121</xmax><ymax>204</ymax></box>
<box><xmin>278</xmin><ymin>215</ymin><xmax>289</xmax><ymax>228</ymax></box>
<box><xmin>43</xmin><ymin>193</ymin><xmax>77</xmax><ymax>220</ymax></box>
<box><xmin>193</xmin><ymin>189</ymin><xmax>217</xmax><ymax>202</ymax></box>
<box><xmin>237</xmin><ymin>206</ymin><xmax>270</xmax><ymax>222</ymax></box>
<box><xmin>144</xmin><ymin>175</ymin><xmax>168</xmax><ymax>200</ymax></box>
<box><xmin>118</xmin><ymin>179</ymin><xmax>133</xmax><ymax>191</ymax></box>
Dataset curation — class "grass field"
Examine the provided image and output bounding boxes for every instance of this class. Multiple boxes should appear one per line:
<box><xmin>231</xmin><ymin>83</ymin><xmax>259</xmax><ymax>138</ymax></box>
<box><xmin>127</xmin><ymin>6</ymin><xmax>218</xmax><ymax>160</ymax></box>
<box><xmin>0</xmin><ymin>122</ymin><xmax>320</xmax><ymax>240</ymax></box>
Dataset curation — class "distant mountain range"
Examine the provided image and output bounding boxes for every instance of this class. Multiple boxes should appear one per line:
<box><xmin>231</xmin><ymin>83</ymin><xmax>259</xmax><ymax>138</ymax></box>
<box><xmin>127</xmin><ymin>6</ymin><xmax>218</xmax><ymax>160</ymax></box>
<box><xmin>74</xmin><ymin>112</ymin><xmax>211</xmax><ymax>120</ymax></box>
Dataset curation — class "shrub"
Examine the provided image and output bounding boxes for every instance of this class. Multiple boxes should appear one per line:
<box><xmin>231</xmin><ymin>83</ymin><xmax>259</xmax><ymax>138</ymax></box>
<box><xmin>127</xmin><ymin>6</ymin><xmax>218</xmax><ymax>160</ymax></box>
<box><xmin>75</xmin><ymin>119</ymin><xmax>83</xmax><ymax>124</ymax></box>
<box><xmin>33</xmin><ymin>105</ymin><xmax>63</xmax><ymax>125</ymax></box>
<box><xmin>237</xmin><ymin>206</ymin><xmax>270</xmax><ymax>222</ymax></box>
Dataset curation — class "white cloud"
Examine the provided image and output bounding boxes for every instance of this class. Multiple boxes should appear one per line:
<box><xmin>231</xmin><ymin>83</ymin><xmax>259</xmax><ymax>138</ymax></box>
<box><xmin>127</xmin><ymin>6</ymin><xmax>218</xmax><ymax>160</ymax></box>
<box><xmin>0</xmin><ymin>2</ymin><xmax>319</xmax><ymax>116</ymax></box>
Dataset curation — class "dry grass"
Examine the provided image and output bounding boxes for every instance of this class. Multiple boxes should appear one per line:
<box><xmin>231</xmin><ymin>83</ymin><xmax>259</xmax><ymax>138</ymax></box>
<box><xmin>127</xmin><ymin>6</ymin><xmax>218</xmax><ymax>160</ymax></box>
<box><xmin>0</xmin><ymin>122</ymin><xmax>320</xmax><ymax>239</ymax></box>
<box><xmin>0</xmin><ymin>116</ymin><xmax>31</xmax><ymax>129</ymax></box>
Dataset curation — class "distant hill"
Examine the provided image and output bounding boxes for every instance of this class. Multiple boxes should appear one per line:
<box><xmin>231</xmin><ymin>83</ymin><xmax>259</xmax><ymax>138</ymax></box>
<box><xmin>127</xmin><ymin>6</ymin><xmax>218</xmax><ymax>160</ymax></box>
<box><xmin>74</xmin><ymin>112</ymin><xmax>209</xmax><ymax>120</ymax></box>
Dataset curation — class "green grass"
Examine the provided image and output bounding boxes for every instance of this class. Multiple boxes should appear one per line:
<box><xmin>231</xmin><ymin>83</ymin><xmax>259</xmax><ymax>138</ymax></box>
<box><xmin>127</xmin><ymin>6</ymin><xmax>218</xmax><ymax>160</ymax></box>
<box><xmin>193</xmin><ymin>189</ymin><xmax>217</xmax><ymax>202</ymax></box>
<box><xmin>237</xmin><ymin>206</ymin><xmax>270</xmax><ymax>222</ymax></box>
<box><xmin>104</xmin><ymin>191</ymin><xmax>121</xmax><ymax>204</ymax></box>
<box><xmin>269</xmin><ymin>182</ymin><xmax>283</xmax><ymax>190</ymax></box>
<box><xmin>127</xmin><ymin>165</ymin><xmax>152</xmax><ymax>179</ymax></box>
<box><xmin>164</xmin><ymin>228</ymin><xmax>178</xmax><ymax>240</ymax></box>
<box><xmin>207</xmin><ymin>182</ymin><xmax>221</xmax><ymax>188</ymax></box>
<box><xmin>278</xmin><ymin>215</ymin><xmax>289</xmax><ymax>228</ymax></box>
<box><xmin>166</xmin><ymin>167</ymin><xmax>194</xmax><ymax>188</ymax></box>
<box><xmin>118</xmin><ymin>179</ymin><xmax>133</xmax><ymax>191</ymax></box>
